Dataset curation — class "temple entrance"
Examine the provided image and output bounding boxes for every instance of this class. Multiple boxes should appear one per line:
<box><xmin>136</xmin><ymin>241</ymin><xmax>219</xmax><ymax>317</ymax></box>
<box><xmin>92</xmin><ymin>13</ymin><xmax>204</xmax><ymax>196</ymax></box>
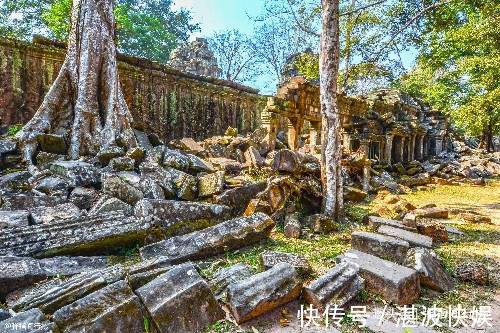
<box><xmin>391</xmin><ymin>136</ymin><xmax>402</xmax><ymax>163</ymax></box>
<box><xmin>403</xmin><ymin>138</ymin><xmax>409</xmax><ymax>162</ymax></box>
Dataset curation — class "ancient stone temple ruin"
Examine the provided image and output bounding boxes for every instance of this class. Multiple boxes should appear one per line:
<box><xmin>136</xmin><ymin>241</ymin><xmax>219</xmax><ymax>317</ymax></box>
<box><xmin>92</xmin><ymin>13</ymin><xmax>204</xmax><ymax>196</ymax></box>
<box><xmin>262</xmin><ymin>76</ymin><xmax>450</xmax><ymax>163</ymax></box>
<box><xmin>168</xmin><ymin>38</ymin><xmax>221</xmax><ymax>78</ymax></box>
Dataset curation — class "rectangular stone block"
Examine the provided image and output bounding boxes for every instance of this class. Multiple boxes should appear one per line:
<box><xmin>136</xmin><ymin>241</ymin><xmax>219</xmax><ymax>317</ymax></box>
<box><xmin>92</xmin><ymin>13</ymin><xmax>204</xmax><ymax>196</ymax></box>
<box><xmin>0</xmin><ymin>210</ymin><xmax>30</xmax><ymax>229</ymax></box>
<box><xmin>367</xmin><ymin>215</ymin><xmax>416</xmax><ymax>231</ymax></box>
<box><xmin>351</xmin><ymin>231</ymin><xmax>410</xmax><ymax>264</ymax></box>
<box><xmin>136</xmin><ymin>263</ymin><xmax>224</xmax><ymax>333</ymax></box>
<box><xmin>338</xmin><ymin>249</ymin><xmax>420</xmax><ymax>305</ymax></box>
<box><xmin>378</xmin><ymin>225</ymin><xmax>433</xmax><ymax>248</ymax></box>
<box><xmin>140</xmin><ymin>212</ymin><xmax>275</xmax><ymax>262</ymax></box>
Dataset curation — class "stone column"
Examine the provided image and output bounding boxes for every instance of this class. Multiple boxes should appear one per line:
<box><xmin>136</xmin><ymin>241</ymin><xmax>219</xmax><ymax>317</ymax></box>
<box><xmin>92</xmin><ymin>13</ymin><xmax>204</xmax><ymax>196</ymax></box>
<box><xmin>399</xmin><ymin>137</ymin><xmax>406</xmax><ymax>163</ymax></box>
<box><xmin>360</xmin><ymin>140</ymin><xmax>370</xmax><ymax>158</ymax></box>
<box><xmin>384</xmin><ymin>133</ymin><xmax>393</xmax><ymax>164</ymax></box>
<box><xmin>342</xmin><ymin>132</ymin><xmax>351</xmax><ymax>151</ymax></box>
<box><xmin>409</xmin><ymin>134</ymin><xmax>416</xmax><ymax>161</ymax></box>
<box><xmin>261</xmin><ymin>112</ymin><xmax>279</xmax><ymax>150</ymax></box>
<box><xmin>287</xmin><ymin>117</ymin><xmax>304</xmax><ymax>150</ymax></box>
<box><xmin>309</xmin><ymin>121</ymin><xmax>322</xmax><ymax>146</ymax></box>
<box><xmin>435</xmin><ymin>137</ymin><xmax>443</xmax><ymax>155</ymax></box>
<box><xmin>362</xmin><ymin>161</ymin><xmax>371</xmax><ymax>192</ymax></box>
<box><xmin>419</xmin><ymin>135</ymin><xmax>425</xmax><ymax>160</ymax></box>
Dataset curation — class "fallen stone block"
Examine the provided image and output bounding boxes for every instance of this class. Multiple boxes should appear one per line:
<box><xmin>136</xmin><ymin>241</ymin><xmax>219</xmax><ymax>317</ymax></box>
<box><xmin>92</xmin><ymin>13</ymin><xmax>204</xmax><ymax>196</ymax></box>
<box><xmin>89</xmin><ymin>197</ymin><xmax>133</xmax><ymax>216</ymax></box>
<box><xmin>166</xmin><ymin>167</ymin><xmax>198</xmax><ymax>200</ymax></box>
<box><xmin>344</xmin><ymin>186</ymin><xmax>367</xmax><ymax>202</ymax></box>
<box><xmin>402</xmin><ymin>212</ymin><xmax>417</xmax><ymax>228</ymax></box>
<box><xmin>1</xmin><ymin>194</ymin><xmax>66</xmax><ymax>211</ymax></box>
<box><xmin>244</xmin><ymin>146</ymin><xmax>265</xmax><ymax>168</ymax></box>
<box><xmin>0</xmin><ymin>210</ymin><xmax>30</xmax><ymax>229</ymax></box>
<box><xmin>416</xmin><ymin>220</ymin><xmax>448</xmax><ymax>242</ymax></box>
<box><xmin>34</xmin><ymin>175</ymin><xmax>70</xmax><ymax>196</ymax></box>
<box><xmin>48</xmin><ymin>160</ymin><xmax>100</xmax><ymax>187</ymax></box>
<box><xmin>458</xmin><ymin>212</ymin><xmax>492</xmax><ymax>224</ymax></box>
<box><xmin>136</xmin><ymin>262</ymin><xmax>224</xmax><ymax>333</ymax></box>
<box><xmin>338</xmin><ymin>249</ymin><xmax>420</xmax><ymax>305</ymax></box>
<box><xmin>403</xmin><ymin>248</ymin><xmax>454</xmax><ymax>292</ymax></box>
<box><xmin>96</xmin><ymin>146</ymin><xmax>125</xmax><ymax>166</ymax></box>
<box><xmin>69</xmin><ymin>187</ymin><xmax>98</xmax><ymax>210</ymax></box>
<box><xmin>259</xmin><ymin>251</ymin><xmax>312</xmax><ymax>275</ymax></box>
<box><xmin>198</xmin><ymin>171</ymin><xmax>225</xmax><ymax>197</ymax></box>
<box><xmin>30</xmin><ymin>203</ymin><xmax>84</xmax><ymax>225</ymax></box>
<box><xmin>162</xmin><ymin>148</ymin><xmax>190</xmax><ymax>171</ymax></box>
<box><xmin>302</xmin><ymin>262</ymin><xmax>364</xmax><ymax>312</ymax></box>
<box><xmin>102</xmin><ymin>174</ymin><xmax>144</xmax><ymax>205</ymax></box>
<box><xmin>209</xmin><ymin>263</ymin><xmax>255</xmax><ymax>299</ymax></box>
<box><xmin>140</xmin><ymin>212</ymin><xmax>275</xmax><ymax>262</ymax></box>
<box><xmin>215</xmin><ymin>181</ymin><xmax>267</xmax><ymax>215</ymax></box>
<box><xmin>284</xmin><ymin>214</ymin><xmax>301</xmax><ymax>238</ymax></box>
<box><xmin>134</xmin><ymin>199</ymin><xmax>230</xmax><ymax>237</ymax></box>
<box><xmin>52</xmin><ymin>280</ymin><xmax>153</xmax><ymax>333</ymax></box>
<box><xmin>378</xmin><ymin>225</ymin><xmax>433</xmax><ymax>249</ymax></box>
<box><xmin>37</xmin><ymin>133</ymin><xmax>67</xmax><ymax>154</ymax></box>
<box><xmin>367</xmin><ymin>215</ymin><xmax>416</xmax><ymax>232</ymax></box>
<box><xmin>301</xmin><ymin>214</ymin><xmax>337</xmax><ymax>233</ymax></box>
<box><xmin>227</xmin><ymin>263</ymin><xmax>302</xmax><ymax>323</ymax></box>
<box><xmin>0</xmin><ymin>308</ymin><xmax>58</xmax><ymax>333</ymax></box>
<box><xmin>455</xmin><ymin>261</ymin><xmax>489</xmax><ymax>286</ymax></box>
<box><xmin>0</xmin><ymin>171</ymin><xmax>31</xmax><ymax>193</ymax></box>
<box><xmin>0</xmin><ymin>212</ymin><xmax>162</xmax><ymax>258</ymax></box>
<box><xmin>109</xmin><ymin>156</ymin><xmax>135</xmax><ymax>171</ymax></box>
<box><xmin>412</xmin><ymin>207</ymin><xmax>449</xmax><ymax>219</ymax></box>
<box><xmin>351</xmin><ymin>231</ymin><xmax>410</xmax><ymax>264</ymax></box>
<box><xmin>186</xmin><ymin>153</ymin><xmax>215</xmax><ymax>173</ymax></box>
<box><xmin>0</xmin><ymin>255</ymin><xmax>109</xmax><ymax>301</ymax></box>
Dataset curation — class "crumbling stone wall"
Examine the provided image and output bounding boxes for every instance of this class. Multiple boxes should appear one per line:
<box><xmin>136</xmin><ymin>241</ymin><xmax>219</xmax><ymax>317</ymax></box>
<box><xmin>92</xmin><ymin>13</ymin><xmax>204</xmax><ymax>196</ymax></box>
<box><xmin>168</xmin><ymin>38</ymin><xmax>221</xmax><ymax>78</ymax></box>
<box><xmin>0</xmin><ymin>37</ymin><xmax>265</xmax><ymax>142</ymax></box>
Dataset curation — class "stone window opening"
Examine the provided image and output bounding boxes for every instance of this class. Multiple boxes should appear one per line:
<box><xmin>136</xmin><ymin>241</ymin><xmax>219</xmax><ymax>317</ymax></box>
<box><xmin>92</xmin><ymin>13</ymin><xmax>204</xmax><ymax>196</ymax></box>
<box><xmin>369</xmin><ymin>141</ymin><xmax>381</xmax><ymax>160</ymax></box>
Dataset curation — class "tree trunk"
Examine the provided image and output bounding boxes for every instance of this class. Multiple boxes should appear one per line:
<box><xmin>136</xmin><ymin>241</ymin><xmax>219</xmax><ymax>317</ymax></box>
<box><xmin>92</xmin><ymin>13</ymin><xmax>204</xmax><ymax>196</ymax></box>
<box><xmin>320</xmin><ymin>0</ymin><xmax>343</xmax><ymax>221</ymax></box>
<box><xmin>17</xmin><ymin>0</ymin><xmax>136</xmax><ymax>172</ymax></box>
<box><xmin>341</xmin><ymin>0</ymin><xmax>356</xmax><ymax>92</ymax></box>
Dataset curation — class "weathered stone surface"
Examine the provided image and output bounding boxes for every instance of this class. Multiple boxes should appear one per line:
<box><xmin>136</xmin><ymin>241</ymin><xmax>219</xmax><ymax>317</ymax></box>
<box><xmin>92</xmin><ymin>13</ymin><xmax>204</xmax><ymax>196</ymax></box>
<box><xmin>245</xmin><ymin>146</ymin><xmax>265</xmax><ymax>168</ymax></box>
<box><xmin>0</xmin><ymin>212</ymin><xmax>161</xmax><ymax>258</ymax></box>
<box><xmin>162</xmin><ymin>148</ymin><xmax>190</xmax><ymax>171</ymax></box>
<box><xmin>34</xmin><ymin>175</ymin><xmax>70</xmax><ymax>196</ymax></box>
<box><xmin>301</xmin><ymin>214</ymin><xmax>337</xmax><ymax>233</ymax></box>
<box><xmin>139</xmin><ymin>162</ymin><xmax>176</xmax><ymax>198</ymax></box>
<box><xmin>169</xmin><ymin>137</ymin><xmax>205</xmax><ymax>153</ymax></box>
<box><xmin>0</xmin><ymin>171</ymin><xmax>31</xmax><ymax>193</ymax></box>
<box><xmin>36</xmin><ymin>152</ymin><xmax>65</xmax><ymax>170</ymax></box>
<box><xmin>338</xmin><ymin>249</ymin><xmax>420</xmax><ymax>305</ymax></box>
<box><xmin>0</xmin><ymin>255</ymin><xmax>109</xmax><ymax>301</ymax></box>
<box><xmin>351</xmin><ymin>231</ymin><xmax>410</xmax><ymax>264</ymax></box>
<box><xmin>271</xmin><ymin>149</ymin><xmax>319</xmax><ymax>174</ymax></box>
<box><xmin>140</xmin><ymin>212</ymin><xmax>275</xmax><ymax>261</ymax></box>
<box><xmin>227</xmin><ymin>262</ymin><xmax>302</xmax><ymax>323</ymax></box>
<box><xmin>125</xmin><ymin>147</ymin><xmax>145</xmax><ymax>165</ymax></box>
<box><xmin>303</xmin><ymin>262</ymin><xmax>364</xmax><ymax>311</ymax></box>
<box><xmin>402</xmin><ymin>212</ymin><xmax>417</xmax><ymax>228</ymax></box>
<box><xmin>0</xmin><ymin>308</ymin><xmax>57</xmax><ymax>333</ymax></box>
<box><xmin>135</xmin><ymin>199</ymin><xmax>230</xmax><ymax>237</ymax></box>
<box><xmin>0</xmin><ymin>210</ymin><xmax>30</xmax><ymax>229</ymax></box>
<box><xmin>378</xmin><ymin>225</ymin><xmax>433</xmax><ymax>249</ymax></box>
<box><xmin>458</xmin><ymin>212</ymin><xmax>492</xmax><ymax>224</ymax></box>
<box><xmin>284</xmin><ymin>214</ymin><xmax>301</xmax><ymax>238</ymax></box>
<box><xmin>52</xmin><ymin>280</ymin><xmax>153</xmax><ymax>333</ymax></box>
<box><xmin>49</xmin><ymin>161</ymin><xmax>100</xmax><ymax>187</ymax></box>
<box><xmin>368</xmin><ymin>215</ymin><xmax>417</xmax><ymax>231</ymax></box>
<box><xmin>166</xmin><ymin>167</ymin><xmax>198</xmax><ymax>200</ymax></box>
<box><xmin>413</xmin><ymin>207</ymin><xmax>449</xmax><ymax>219</ymax></box>
<box><xmin>96</xmin><ymin>145</ymin><xmax>125</xmax><ymax>166</ymax></box>
<box><xmin>1</xmin><ymin>195</ymin><xmax>66</xmax><ymax>211</ymax></box>
<box><xmin>198</xmin><ymin>171</ymin><xmax>225</xmax><ymax>197</ymax></box>
<box><xmin>136</xmin><ymin>262</ymin><xmax>224</xmax><ymax>333</ymax></box>
<box><xmin>89</xmin><ymin>197</ymin><xmax>133</xmax><ymax>216</ymax></box>
<box><xmin>344</xmin><ymin>186</ymin><xmax>367</xmax><ymax>202</ymax></box>
<box><xmin>37</xmin><ymin>133</ymin><xmax>67</xmax><ymax>154</ymax></box>
<box><xmin>259</xmin><ymin>251</ymin><xmax>311</xmax><ymax>275</ymax></box>
<box><xmin>215</xmin><ymin>181</ymin><xmax>267</xmax><ymax>215</ymax></box>
<box><xmin>0</xmin><ymin>139</ymin><xmax>18</xmax><ymax>155</ymax></box>
<box><xmin>0</xmin><ymin>308</ymin><xmax>9</xmax><ymax>321</ymax></box>
<box><xmin>403</xmin><ymin>248</ymin><xmax>454</xmax><ymax>292</ymax></box>
<box><xmin>455</xmin><ymin>261</ymin><xmax>489</xmax><ymax>286</ymax></box>
<box><xmin>422</xmin><ymin>161</ymin><xmax>440</xmax><ymax>175</ymax></box>
<box><xmin>209</xmin><ymin>263</ymin><xmax>255</xmax><ymax>299</ymax></box>
<box><xmin>109</xmin><ymin>156</ymin><xmax>135</xmax><ymax>171</ymax></box>
<box><xmin>30</xmin><ymin>203</ymin><xmax>84</xmax><ymax>225</ymax></box>
<box><xmin>132</xmin><ymin>128</ymin><xmax>152</xmax><ymax>150</ymax></box>
<box><xmin>416</xmin><ymin>220</ymin><xmax>448</xmax><ymax>242</ymax></box>
<box><xmin>401</xmin><ymin>173</ymin><xmax>430</xmax><ymax>187</ymax></box>
<box><xmin>186</xmin><ymin>153</ymin><xmax>215</xmax><ymax>173</ymax></box>
<box><xmin>68</xmin><ymin>187</ymin><xmax>97</xmax><ymax>210</ymax></box>
<box><xmin>102</xmin><ymin>174</ymin><xmax>143</xmax><ymax>205</ymax></box>
<box><xmin>168</xmin><ymin>38</ymin><xmax>221</xmax><ymax>77</ymax></box>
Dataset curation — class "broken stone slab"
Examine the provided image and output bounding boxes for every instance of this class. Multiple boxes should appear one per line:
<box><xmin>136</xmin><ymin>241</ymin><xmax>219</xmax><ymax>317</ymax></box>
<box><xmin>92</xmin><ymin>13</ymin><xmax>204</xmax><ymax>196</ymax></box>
<box><xmin>454</xmin><ymin>261</ymin><xmax>489</xmax><ymax>286</ymax></box>
<box><xmin>169</xmin><ymin>137</ymin><xmax>205</xmax><ymax>153</ymax></box>
<box><xmin>412</xmin><ymin>207</ymin><xmax>449</xmax><ymax>219</ymax></box>
<box><xmin>344</xmin><ymin>187</ymin><xmax>367</xmax><ymax>202</ymax></box>
<box><xmin>0</xmin><ymin>255</ymin><xmax>109</xmax><ymax>301</ymax></box>
<box><xmin>140</xmin><ymin>212</ymin><xmax>275</xmax><ymax>262</ymax></box>
<box><xmin>378</xmin><ymin>225</ymin><xmax>433</xmax><ymax>249</ymax></box>
<box><xmin>166</xmin><ymin>167</ymin><xmax>198</xmax><ymax>200</ymax></box>
<box><xmin>1</xmin><ymin>195</ymin><xmax>66</xmax><ymax>211</ymax></box>
<box><xmin>271</xmin><ymin>149</ymin><xmax>320</xmax><ymax>174</ymax></box>
<box><xmin>102</xmin><ymin>174</ymin><xmax>143</xmax><ymax>205</ymax></box>
<box><xmin>0</xmin><ymin>212</ymin><xmax>162</xmax><ymax>258</ymax></box>
<box><xmin>366</xmin><ymin>215</ymin><xmax>416</xmax><ymax>232</ymax></box>
<box><xmin>139</xmin><ymin>162</ymin><xmax>176</xmax><ymax>198</ymax></box>
<box><xmin>244</xmin><ymin>146</ymin><xmax>265</xmax><ymax>168</ymax></box>
<box><xmin>186</xmin><ymin>153</ymin><xmax>215</xmax><ymax>173</ymax></box>
<box><xmin>0</xmin><ymin>210</ymin><xmax>30</xmax><ymax>229</ymax></box>
<box><xmin>284</xmin><ymin>214</ymin><xmax>301</xmax><ymax>238</ymax></box>
<box><xmin>125</xmin><ymin>147</ymin><xmax>145</xmax><ymax>165</ymax></box>
<box><xmin>302</xmin><ymin>262</ymin><xmax>364</xmax><ymax>312</ymax></box>
<box><xmin>96</xmin><ymin>146</ymin><xmax>125</xmax><ymax>166</ymax></box>
<box><xmin>68</xmin><ymin>187</ymin><xmax>98</xmax><ymax>210</ymax></box>
<box><xmin>52</xmin><ymin>280</ymin><xmax>153</xmax><ymax>333</ymax></box>
<box><xmin>215</xmin><ymin>181</ymin><xmax>267</xmax><ymax>216</ymax></box>
<box><xmin>132</xmin><ymin>129</ymin><xmax>153</xmax><ymax>150</ymax></box>
<box><xmin>162</xmin><ymin>148</ymin><xmax>190</xmax><ymax>171</ymax></box>
<box><xmin>109</xmin><ymin>156</ymin><xmax>135</xmax><ymax>171</ymax></box>
<box><xmin>259</xmin><ymin>251</ymin><xmax>312</xmax><ymax>275</ymax></box>
<box><xmin>89</xmin><ymin>197</ymin><xmax>133</xmax><ymax>216</ymax></box>
<box><xmin>351</xmin><ymin>231</ymin><xmax>410</xmax><ymax>264</ymax></box>
<box><xmin>136</xmin><ymin>262</ymin><xmax>225</xmax><ymax>333</ymax></box>
<box><xmin>37</xmin><ymin>133</ymin><xmax>67</xmax><ymax>154</ymax></box>
<box><xmin>134</xmin><ymin>199</ymin><xmax>231</xmax><ymax>237</ymax></box>
<box><xmin>0</xmin><ymin>308</ymin><xmax>58</xmax><ymax>333</ymax></box>
<box><xmin>458</xmin><ymin>212</ymin><xmax>492</xmax><ymax>224</ymax></box>
<box><xmin>30</xmin><ymin>203</ymin><xmax>84</xmax><ymax>225</ymax></box>
<box><xmin>35</xmin><ymin>152</ymin><xmax>65</xmax><ymax>170</ymax></box>
<box><xmin>403</xmin><ymin>248</ymin><xmax>454</xmax><ymax>292</ymax></box>
<box><xmin>33</xmin><ymin>175</ymin><xmax>70</xmax><ymax>196</ymax></box>
<box><xmin>209</xmin><ymin>263</ymin><xmax>255</xmax><ymax>299</ymax></box>
<box><xmin>0</xmin><ymin>138</ymin><xmax>18</xmax><ymax>155</ymax></box>
<box><xmin>416</xmin><ymin>220</ymin><xmax>448</xmax><ymax>242</ymax></box>
<box><xmin>402</xmin><ymin>212</ymin><xmax>417</xmax><ymax>228</ymax></box>
<box><xmin>301</xmin><ymin>214</ymin><xmax>337</xmax><ymax>233</ymax></box>
<box><xmin>48</xmin><ymin>161</ymin><xmax>100</xmax><ymax>187</ymax></box>
<box><xmin>0</xmin><ymin>171</ymin><xmax>31</xmax><ymax>193</ymax></box>
<box><xmin>198</xmin><ymin>170</ymin><xmax>225</xmax><ymax>197</ymax></box>
<box><xmin>444</xmin><ymin>225</ymin><xmax>465</xmax><ymax>236</ymax></box>
<box><xmin>227</xmin><ymin>262</ymin><xmax>302</xmax><ymax>324</ymax></box>
<box><xmin>338</xmin><ymin>250</ymin><xmax>420</xmax><ymax>305</ymax></box>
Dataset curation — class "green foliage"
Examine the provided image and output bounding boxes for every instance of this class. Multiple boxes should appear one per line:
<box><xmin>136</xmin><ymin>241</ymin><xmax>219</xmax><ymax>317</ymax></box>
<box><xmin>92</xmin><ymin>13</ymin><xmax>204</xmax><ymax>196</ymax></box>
<box><xmin>0</xmin><ymin>0</ymin><xmax>199</xmax><ymax>64</ymax></box>
<box><xmin>7</xmin><ymin>124</ymin><xmax>23</xmax><ymax>136</ymax></box>
<box><xmin>143</xmin><ymin>316</ymin><xmax>150</xmax><ymax>333</ymax></box>
<box><xmin>204</xmin><ymin>320</ymin><xmax>234</xmax><ymax>333</ymax></box>
<box><xmin>296</xmin><ymin>53</ymin><xmax>319</xmax><ymax>81</ymax></box>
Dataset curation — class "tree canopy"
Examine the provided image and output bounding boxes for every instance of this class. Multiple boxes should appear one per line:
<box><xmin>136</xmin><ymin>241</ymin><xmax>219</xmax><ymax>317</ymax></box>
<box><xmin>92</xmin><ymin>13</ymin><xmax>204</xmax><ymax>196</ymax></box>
<box><xmin>0</xmin><ymin>0</ymin><xmax>199</xmax><ymax>64</ymax></box>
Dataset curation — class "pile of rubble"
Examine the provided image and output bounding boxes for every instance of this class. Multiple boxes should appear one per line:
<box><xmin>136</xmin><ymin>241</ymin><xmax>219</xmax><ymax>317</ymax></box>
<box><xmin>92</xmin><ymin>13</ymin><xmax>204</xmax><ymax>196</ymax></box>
<box><xmin>0</xmin><ymin>125</ymin><xmax>495</xmax><ymax>332</ymax></box>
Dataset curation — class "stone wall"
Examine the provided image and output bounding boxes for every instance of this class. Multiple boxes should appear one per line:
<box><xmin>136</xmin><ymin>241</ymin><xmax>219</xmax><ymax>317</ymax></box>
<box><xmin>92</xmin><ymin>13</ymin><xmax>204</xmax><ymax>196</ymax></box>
<box><xmin>0</xmin><ymin>37</ymin><xmax>265</xmax><ymax>142</ymax></box>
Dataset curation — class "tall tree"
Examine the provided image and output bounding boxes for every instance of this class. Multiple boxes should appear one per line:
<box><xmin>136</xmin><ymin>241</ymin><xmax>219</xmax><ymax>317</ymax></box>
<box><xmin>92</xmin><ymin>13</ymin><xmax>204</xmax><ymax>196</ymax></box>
<box><xmin>320</xmin><ymin>0</ymin><xmax>343</xmax><ymax>220</ymax></box>
<box><xmin>17</xmin><ymin>0</ymin><xmax>137</xmax><ymax>173</ymax></box>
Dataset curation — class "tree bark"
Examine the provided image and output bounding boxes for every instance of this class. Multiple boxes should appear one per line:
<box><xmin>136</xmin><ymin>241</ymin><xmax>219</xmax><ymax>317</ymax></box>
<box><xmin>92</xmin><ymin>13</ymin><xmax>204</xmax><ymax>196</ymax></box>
<box><xmin>17</xmin><ymin>0</ymin><xmax>136</xmax><ymax>171</ymax></box>
<box><xmin>320</xmin><ymin>0</ymin><xmax>343</xmax><ymax>221</ymax></box>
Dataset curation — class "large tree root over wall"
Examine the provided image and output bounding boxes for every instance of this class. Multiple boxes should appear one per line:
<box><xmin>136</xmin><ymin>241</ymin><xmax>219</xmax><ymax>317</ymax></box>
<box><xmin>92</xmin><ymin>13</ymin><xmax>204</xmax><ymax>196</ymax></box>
<box><xmin>17</xmin><ymin>0</ymin><xmax>137</xmax><ymax>172</ymax></box>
